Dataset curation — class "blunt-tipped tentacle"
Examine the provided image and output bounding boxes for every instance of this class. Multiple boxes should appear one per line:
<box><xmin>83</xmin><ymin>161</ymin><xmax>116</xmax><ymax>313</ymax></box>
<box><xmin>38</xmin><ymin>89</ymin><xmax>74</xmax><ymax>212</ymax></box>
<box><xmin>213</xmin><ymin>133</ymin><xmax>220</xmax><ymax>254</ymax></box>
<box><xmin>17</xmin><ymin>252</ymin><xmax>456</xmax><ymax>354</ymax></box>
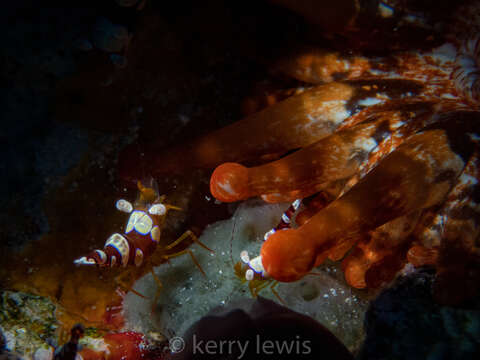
<box><xmin>210</xmin><ymin>101</ymin><xmax>439</xmax><ymax>203</ymax></box>
<box><xmin>120</xmin><ymin>79</ymin><xmax>426</xmax><ymax>179</ymax></box>
<box><xmin>260</xmin><ymin>116</ymin><xmax>476</xmax><ymax>282</ymax></box>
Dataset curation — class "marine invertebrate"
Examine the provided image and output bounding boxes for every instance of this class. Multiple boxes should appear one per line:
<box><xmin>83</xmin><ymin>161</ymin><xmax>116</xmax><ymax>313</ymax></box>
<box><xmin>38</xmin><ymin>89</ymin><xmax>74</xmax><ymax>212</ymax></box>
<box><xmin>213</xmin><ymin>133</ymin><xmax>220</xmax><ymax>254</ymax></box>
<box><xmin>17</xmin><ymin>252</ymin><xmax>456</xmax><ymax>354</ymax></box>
<box><xmin>226</xmin><ymin>108</ymin><xmax>480</xmax><ymax>294</ymax></box>
<box><xmin>210</xmin><ymin>100</ymin><xmax>444</xmax><ymax>203</ymax></box>
<box><xmin>111</xmin><ymin>2</ymin><xmax>480</xmax><ymax>303</ymax></box>
<box><xmin>233</xmin><ymin>116</ymin><xmax>477</xmax><ymax>283</ymax></box>
<box><xmin>74</xmin><ymin>180</ymin><xmax>211</xmax><ymax>296</ymax></box>
<box><xmin>234</xmin><ymin>200</ymin><xmax>302</xmax><ymax>301</ymax></box>
<box><xmin>121</xmin><ymin>79</ymin><xmax>428</xmax><ymax>177</ymax></box>
<box><xmin>208</xmin><ymin>14</ymin><xmax>480</xmax><ymax>301</ymax></box>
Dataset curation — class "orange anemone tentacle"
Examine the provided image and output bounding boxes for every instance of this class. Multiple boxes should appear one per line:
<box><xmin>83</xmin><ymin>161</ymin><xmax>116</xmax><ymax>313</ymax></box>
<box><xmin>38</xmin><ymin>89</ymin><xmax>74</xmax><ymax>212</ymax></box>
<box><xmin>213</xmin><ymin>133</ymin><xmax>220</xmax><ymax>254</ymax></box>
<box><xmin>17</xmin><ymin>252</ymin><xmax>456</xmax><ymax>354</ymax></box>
<box><xmin>210</xmin><ymin>100</ymin><xmax>440</xmax><ymax>203</ymax></box>
<box><xmin>260</xmin><ymin>124</ymin><xmax>470</xmax><ymax>282</ymax></box>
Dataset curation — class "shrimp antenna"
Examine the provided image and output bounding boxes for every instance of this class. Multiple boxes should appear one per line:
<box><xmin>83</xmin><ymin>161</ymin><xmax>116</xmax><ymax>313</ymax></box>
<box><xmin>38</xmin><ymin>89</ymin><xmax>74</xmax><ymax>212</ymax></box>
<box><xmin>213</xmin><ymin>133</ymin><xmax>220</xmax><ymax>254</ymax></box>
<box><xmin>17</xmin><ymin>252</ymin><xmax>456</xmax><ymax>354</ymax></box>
<box><xmin>229</xmin><ymin>216</ymin><xmax>238</xmax><ymax>267</ymax></box>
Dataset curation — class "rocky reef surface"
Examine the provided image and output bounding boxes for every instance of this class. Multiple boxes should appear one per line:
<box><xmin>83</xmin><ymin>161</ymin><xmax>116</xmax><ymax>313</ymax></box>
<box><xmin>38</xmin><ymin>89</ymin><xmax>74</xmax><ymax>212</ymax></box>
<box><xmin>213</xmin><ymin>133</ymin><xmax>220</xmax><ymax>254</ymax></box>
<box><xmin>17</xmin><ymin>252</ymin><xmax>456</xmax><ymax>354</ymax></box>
<box><xmin>0</xmin><ymin>291</ymin><xmax>57</xmax><ymax>358</ymax></box>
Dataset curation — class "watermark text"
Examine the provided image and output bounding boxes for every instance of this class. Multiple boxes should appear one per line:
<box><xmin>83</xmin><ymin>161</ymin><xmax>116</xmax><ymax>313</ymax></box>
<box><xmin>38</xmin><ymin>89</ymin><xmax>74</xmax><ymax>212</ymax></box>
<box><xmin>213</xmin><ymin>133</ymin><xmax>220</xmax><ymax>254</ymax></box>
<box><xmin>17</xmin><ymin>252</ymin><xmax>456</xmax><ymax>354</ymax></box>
<box><xmin>190</xmin><ymin>334</ymin><xmax>311</xmax><ymax>359</ymax></box>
